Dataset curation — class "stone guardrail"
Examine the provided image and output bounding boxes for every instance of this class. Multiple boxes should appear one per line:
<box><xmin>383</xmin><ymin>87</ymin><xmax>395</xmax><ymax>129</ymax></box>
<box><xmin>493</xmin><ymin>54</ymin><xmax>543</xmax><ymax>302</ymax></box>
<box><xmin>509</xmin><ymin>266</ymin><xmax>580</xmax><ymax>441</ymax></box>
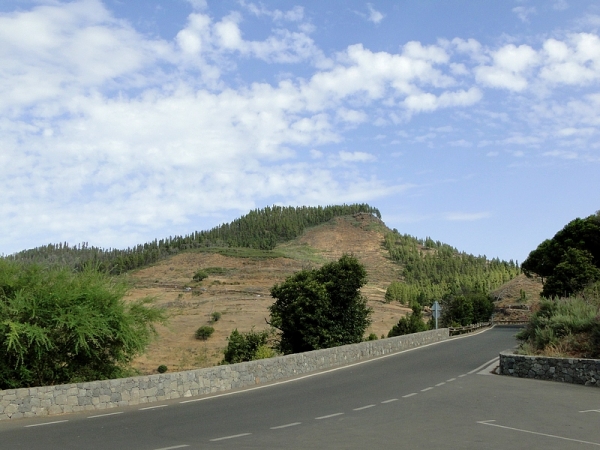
<box><xmin>499</xmin><ymin>351</ymin><xmax>600</xmax><ymax>387</ymax></box>
<box><xmin>448</xmin><ymin>322</ymin><xmax>491</xmax><ymax>336</ymax></box>
<box><xmin>0</xmin><ymin>328</ymin><xmax>449</xmax><ymax>421</ymax></box>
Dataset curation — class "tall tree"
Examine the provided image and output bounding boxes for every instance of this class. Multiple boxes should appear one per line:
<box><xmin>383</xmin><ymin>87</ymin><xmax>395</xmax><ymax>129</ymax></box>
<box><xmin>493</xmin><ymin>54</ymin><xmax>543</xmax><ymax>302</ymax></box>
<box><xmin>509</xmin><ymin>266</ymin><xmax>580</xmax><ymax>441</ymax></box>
<box><xmin>269</xmin><ymin>254</ymin><xmax>371</xmax><ymax>354</ymax></box>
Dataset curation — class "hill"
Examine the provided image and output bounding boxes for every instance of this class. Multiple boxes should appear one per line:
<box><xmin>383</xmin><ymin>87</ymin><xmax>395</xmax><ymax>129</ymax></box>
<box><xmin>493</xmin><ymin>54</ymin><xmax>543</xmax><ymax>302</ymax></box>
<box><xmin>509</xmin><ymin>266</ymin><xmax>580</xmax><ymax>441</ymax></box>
<box><xmin>127</xmin><ymin>213</ymin><xmax>409</xmax><ymax>373</ymax></box>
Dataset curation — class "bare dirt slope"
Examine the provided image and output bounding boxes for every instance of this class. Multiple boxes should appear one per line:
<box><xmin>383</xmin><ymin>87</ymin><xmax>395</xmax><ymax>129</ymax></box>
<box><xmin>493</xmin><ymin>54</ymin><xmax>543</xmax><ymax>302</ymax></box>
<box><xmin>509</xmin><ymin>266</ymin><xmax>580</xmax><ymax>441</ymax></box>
<box><xmin>490</xmin><ymin>274</ymin><xmax>543</xmax><ymax>321</ymax></box>
<box><xmin>127</xmin><ymin>214</ymin><xmax>409</xmax><ymax>374</ymax></box>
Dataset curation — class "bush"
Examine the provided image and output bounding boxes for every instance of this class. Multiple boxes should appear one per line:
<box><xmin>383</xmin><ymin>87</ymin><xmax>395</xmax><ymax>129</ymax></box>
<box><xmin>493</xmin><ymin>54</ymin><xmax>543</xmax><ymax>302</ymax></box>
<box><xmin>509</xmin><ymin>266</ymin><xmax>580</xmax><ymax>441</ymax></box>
<box><xmin>388</xmin><ymin>304</ymin><xmax>428</xmax><ymax>337</ymax></box>
<box><xmin>195</xmin><ymin>325</ymin><xmax>215</xmax><ymax>340</ymax></box>
<box><xmin>157</xmin><ymin>365</ymin><xmax>168</xmax><ymax>373</ymax></box>
<box><xmin>517</xmin><ymin>294</ymin><xmax>600</xmax><ymax>357</ymax></box>
<box><xmin>192</xmin><ymin>269</ymin><xmax>208</xmax><ymax>282</ymax></box>
<box><xmin>0</xmin><ymin>260</ymin><xmax>165</xmax><ymax>389</ymax></box>
<box><xmin>211</xmin><ymin>311</ymin><xmax>222</xmax><ymax>322</ymax></box>
<box><xmin>222</xmin><ymin>328</ymin><xmax>273</xmax><ymax>364</ymax></box>
<box><xmin>367</xmin><ymin>333</ymin><xmax>378</xmax><ymax>341</ymax></box>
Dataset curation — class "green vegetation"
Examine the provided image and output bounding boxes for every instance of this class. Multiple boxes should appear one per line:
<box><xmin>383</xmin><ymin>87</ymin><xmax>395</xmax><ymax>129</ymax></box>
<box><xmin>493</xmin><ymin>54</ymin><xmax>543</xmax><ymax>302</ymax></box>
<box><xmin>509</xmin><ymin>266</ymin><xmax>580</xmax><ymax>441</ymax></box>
<box><xmin>7</xmin><ymin>204</ymin><xmax>380</xmax><ymax>274</ymax></box>
<box><xmin>157</xmin><ymin>365</ymin><xmax>168</xmax><ymax>374</ymax></box>
<box><xmin>388</xmin><ymin>304</ymin><xmax>429</xmax><ymax>337</ymax></box>
<box><xmin>222</xmin><ymin>328</ymin><xmax>275</xmax><ymax>364</ymax></box>
<box><xmin>210</xmin><ymin>311</ymin><xmax>222</xmax><ymax>323</ymax></box>
<box><xmin>516</xmin><ymin>284</ymin><xmax>600</xmax><ymax>358</ymax></box>
<box><xmin>195</xmin><ymin>325</ymin><xmax>215</xmax><ymax>340</ymax></box>
<box><xmin>192</xmin><ymin>269</ymin><xmax>208</xmax><ymax>282</ymax></box>
<box><xmin>522</xmin><ymin>212</ymin><xmax>600</xmax><ymax>298</ymax></box>
<box><xmin>269</xmin><ymin>254</ymin><xmax>372</xmax><ymax>354</ymax></box>
<box><xmin>384</xmin><ymin>231</ymin><xmax>520</xmax><ymax>306</ymax></box>
<box><xmin>440</xmin><ymin>291</ymin><xmax>494</xmax><ymax>327</ymax></box>
<box><xmin>0</xmin><ymin>260</ymin><xmax>165</xmax><ymax>389</ymax></box>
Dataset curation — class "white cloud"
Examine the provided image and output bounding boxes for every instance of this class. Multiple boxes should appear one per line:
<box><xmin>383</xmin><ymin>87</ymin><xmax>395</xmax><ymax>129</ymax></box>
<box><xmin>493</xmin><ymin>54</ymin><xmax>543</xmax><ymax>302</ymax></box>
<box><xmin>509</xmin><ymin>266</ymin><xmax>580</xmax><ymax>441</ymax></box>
<box><xmin>543</xmin><ymin>149</ymin><xmax>579</xmax><ymax>159</ymax></box>
<box><xmin>512</xmin><ymin>6</ymin><xmax>536</xmax><ymax>23</ymax></box>
<box><xmin>338</xmin><ymin>151</ymin><xmax>376</xmax><ymax>162</ymax></box>
<box><xmin>240</xmin><ymin>2</ymin><xmax>304</xmax><ymax>22</ymax></box>
<box><xmin>367</xmin><ymin>4</ymin><xmax>385</xmax><ymax>24</ymax></box>
<box><xmin>475</xmin><ymin>44</ymin><xmax>539</xmax><ymax>91</ymax></box>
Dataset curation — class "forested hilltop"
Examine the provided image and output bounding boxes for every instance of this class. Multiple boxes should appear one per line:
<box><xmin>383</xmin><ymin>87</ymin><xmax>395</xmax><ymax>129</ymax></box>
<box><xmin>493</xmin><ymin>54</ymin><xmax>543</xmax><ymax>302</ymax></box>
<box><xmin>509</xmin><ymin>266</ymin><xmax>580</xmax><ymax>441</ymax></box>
<box><xmin>384</xmin><ymin>230</ymin><xmax>520</xmax><ymax>307</ymax></box>
<box><xmin>6</xmin><ymin>204</ymin><xmax>380</xmax><ymax>274</ymax></box>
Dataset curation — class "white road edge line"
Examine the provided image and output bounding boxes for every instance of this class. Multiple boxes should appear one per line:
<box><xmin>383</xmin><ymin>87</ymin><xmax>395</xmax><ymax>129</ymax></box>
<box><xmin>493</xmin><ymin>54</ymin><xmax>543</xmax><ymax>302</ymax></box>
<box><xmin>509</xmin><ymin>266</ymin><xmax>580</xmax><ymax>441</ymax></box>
<box><xmin>477</xmin><ymin>420</ymin><xmax>600</xmax><ymax>446</ymax></box>
<box><xmin>469</xmin><ymin>357</ymin><xmax>499</xmax><ymax>374</ymax></box>
<box><xmin>140</xmin><ymin>405</ymin><xmax>169</xmax><ymax>411</ymax></box>
<box><xmin>381</xmin><ymin>398</ymin><xmax>398</xmax><ymax>403</ymax></box>
<box><xmin>153</xmin><ymin>445</ymin><xmax>190</xmax><ymax>450</ymax></box>
<box><xmin>87</xmin><ymin>412</ymin><xmax>124</xmax><ymax>419</ymax></box>
<box><xmin>580</xmin><ymin>409</ymin><xmax>600</xmax><ymax>413</ymax></box>
<box><xmin>402</xmin><ymin>393</ymin><xmax>417</xmax><ymax>398</ymax></box>
<box><xmin>210</xmin><ymin>433</ymin><xmax>251</xmax><ymax>442</ymax></box>
<box><xmin>315</xmin><ymin>413</ymin><xmax>344</xmax><ymax>420</ymax></box>
<box><xmin>353</xmin><ymin>404</ymin><xmax>375</xmax><ymax>411</ymax></box>
<box><xmin>24</xmin><ymin>420</ymin><xmax>68</xmax><ymax>428</ymax></box>
<box><xmin>179</xmin><ymin>327</ymin><xmax>495</xmax><ymax>404</ymax></box>
<box><xmin>271</xmin><ymin>422</ymin><xmax>301</xmax><ymax>429</ymax></box>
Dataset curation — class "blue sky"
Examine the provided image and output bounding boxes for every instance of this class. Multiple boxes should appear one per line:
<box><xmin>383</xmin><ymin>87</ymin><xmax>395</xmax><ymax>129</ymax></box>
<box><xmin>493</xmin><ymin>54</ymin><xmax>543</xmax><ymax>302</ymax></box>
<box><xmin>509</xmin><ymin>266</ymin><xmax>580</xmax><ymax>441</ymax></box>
<box><xmin>1</xmin><ymin>0</ymin><xmax>599</xmax><ymax>263</ymax></box>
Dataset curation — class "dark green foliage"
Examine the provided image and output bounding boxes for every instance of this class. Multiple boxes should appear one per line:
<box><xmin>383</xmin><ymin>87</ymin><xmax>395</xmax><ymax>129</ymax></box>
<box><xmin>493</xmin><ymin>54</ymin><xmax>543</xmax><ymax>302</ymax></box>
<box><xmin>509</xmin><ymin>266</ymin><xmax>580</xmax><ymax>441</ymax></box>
<box><xmin>367</xmin><ymin>333</ymin><xmax>378</xmax><ymax>341</ymax></box>
<box><xmin>388</xmin><ymin>304</ymin><xmax>428</xmax><ymax>337</ymax></box>
<box><xmin>192</xmin><ymin>269</ymin><xmax>208</xmax><ymax>282</ymax></box>
<box><xmin>383</xmin><ymin>231</ymin><xmax>520</xmax><ymax>306</ymax></box>
<box><xmin>195</xmin><ymin>325</ymin><xmax>214</xmax><ymax>340</ymax></box>
<box><xmin>157</xmin><ymin>365</ymin><xmax>168</xmax><ymax>374</ymax></box>
<box><xmin>0</xmin><ymin>260</ymin><xmax>165</xmax><ymax>389</ymax></box>
<box><xmin>7</xmin><ymin>204</ymin><xmax>380</xmax><ymax>274</ymax></box>
<box><xmin>517</xmin><ymin>290</ymin><xmax>600</xmax><ymax>358</ymax></box>
<box><xmin>440</xmin><ymin>292</ymin><xmax>494</xmax><ymax>327</ymax></box>
<box><xmin>269</xmin><ymin>254</ymin><xmax>372</xmax><ymax>354</ymax></box>
<box><xmin>522</xmin><ymin>213</ymin><xmax>600</xmax><ymax>298</ymax></box>
<box><xmin>211</xmin><ymin>311</ymin><xmax>222</xmax><ymax>322</ymax></box>
<box><xmin>222</xmin><ymin>328</ymin><xmax>273</xmax><ymax>364</ymax></box>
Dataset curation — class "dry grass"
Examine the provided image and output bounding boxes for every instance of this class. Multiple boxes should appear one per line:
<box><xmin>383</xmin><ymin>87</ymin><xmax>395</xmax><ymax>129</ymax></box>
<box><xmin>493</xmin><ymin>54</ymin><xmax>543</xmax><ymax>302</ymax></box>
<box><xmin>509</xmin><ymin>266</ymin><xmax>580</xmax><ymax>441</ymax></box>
<box><xmin>126</xmin><ymin>214</ymin><xmax>409</xmax><ymax>374</ymax></box>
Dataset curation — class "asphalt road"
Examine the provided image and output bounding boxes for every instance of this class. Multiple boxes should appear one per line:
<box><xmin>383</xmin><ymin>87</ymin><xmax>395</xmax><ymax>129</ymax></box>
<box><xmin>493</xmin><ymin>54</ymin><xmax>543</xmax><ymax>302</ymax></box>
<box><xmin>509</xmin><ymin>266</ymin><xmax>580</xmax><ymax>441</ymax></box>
<box><xmin>2</xmin><ymin>327</ymin><xmax>599</xmax><ymax>449</ymax></box>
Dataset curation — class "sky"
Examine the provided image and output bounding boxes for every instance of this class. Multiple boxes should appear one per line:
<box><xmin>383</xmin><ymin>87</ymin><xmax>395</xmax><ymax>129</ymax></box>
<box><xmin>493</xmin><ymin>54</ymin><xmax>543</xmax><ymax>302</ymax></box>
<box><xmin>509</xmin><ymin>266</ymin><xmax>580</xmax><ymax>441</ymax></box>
<box><xmin>1</xmin><ymin>0</ymin><xmax>600</xmax><ymax>264</ymax></box>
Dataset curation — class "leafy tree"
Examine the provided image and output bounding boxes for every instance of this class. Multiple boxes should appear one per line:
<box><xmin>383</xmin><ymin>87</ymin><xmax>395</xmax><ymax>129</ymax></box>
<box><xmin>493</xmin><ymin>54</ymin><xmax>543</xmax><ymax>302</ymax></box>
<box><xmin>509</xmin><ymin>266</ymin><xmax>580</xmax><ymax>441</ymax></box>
<box><xmin>269</xmin><ymin>254</ymin><xmax>372</xmax><ymax>354</ymax></box>
<box><xmin>210</xmin><ymin>311</ymin><xmax>222</xmax><ymax>322</ymax></box>
<box><xmin>522</xmin><ymin>213</ymin><xmax>600</xmax><ymax>297</ymax></box>
<box><xmin>387</xmin><ymin>304</ymin><xmax>428</xmax><ymax>337</ymax></box>
<box><xmin>192</xmin><ymin>269</ymin><xmax>208</xmax><ymax>282</ymax></box>
<box><xmin>195</xmin><ymin>325</ymin><xmax>214</xmax><ymax>340</ymax></box>
<box><xmin>0</xmin><ymin>260</ymin><xmax>165</xmax><ymax>389</ymax></box>
<box><xmin>222</xmin><ymin>328</ymin><xmax>273</xmax><ymax>364</ymax></box>
<box><xmin>440</xmin><ymin>295</ymin><xmax>474</xmax><ymax>327</ymax></box>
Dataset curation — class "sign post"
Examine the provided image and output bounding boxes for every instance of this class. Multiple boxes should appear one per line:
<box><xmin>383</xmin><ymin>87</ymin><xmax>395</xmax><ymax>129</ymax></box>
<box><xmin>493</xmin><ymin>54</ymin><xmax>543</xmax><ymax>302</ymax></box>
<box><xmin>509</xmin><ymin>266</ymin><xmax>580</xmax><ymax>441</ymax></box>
<box><xmin>431</xmin><ymin>301</ymin><xmax>442</xmax><ymax>330</ymax></box>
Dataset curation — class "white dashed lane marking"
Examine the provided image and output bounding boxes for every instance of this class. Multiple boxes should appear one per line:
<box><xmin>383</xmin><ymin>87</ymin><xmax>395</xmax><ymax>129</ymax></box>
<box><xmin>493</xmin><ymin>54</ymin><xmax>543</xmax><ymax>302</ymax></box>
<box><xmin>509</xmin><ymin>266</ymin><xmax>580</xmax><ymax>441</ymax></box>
<box><xmin>402</xmin><ymin>393</ymin><xmax>417</xmax><ymax>398</ymax></box>
<box><xmin>153</xmin><ymin>445</ymin><xmax>189</xmax><ymax>450</ymax></box>
<box><xmin>315</xmin><ymin>413</ymin><xmax>344</xmax><ymax>420</ymax></box>
<box><xmin>381</xmin><ymin>398</ymin><xmax>398</xmax><ymax>403</ymax></box>
<box><xmin>24</xmin><ymin>420</ymin><xmax>68</xmax><ymax>428</ymax></box>
<box><xmin>353</xmin><ymin>404</ymin><xmax>375</xmax><ymax>411</ymax></box>
<box><xmin>139</xmin><ymin>405</ymin><xmax>168</xmax><ymax>411</ymax></box>
<box><xmin>271</xmin><ymin>422</ymin><xmax>301</xmax><ymax>429</ymax></box>
<box><xmin>210</xmin><ymin>433</ymin><xmax>251</xmax><ymax>442</ymax></box>
<box><xmin>421</xmin><ymin>387</ymin><xmax>434</xmax><ymax>392</ymax></box>
<box><xmin>87</xmin><ymin>412</ymin><xmax>123</xmax><ymax>419</ymax></box>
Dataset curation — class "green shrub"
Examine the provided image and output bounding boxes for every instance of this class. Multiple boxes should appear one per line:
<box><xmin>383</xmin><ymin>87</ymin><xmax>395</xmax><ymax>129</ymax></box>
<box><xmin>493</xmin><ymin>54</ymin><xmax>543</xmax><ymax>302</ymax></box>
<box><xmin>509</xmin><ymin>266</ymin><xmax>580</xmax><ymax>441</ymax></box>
<box><xmin>211</xmin><ymin>311</ymin><xmax>222</xmax><ymax>322</ymax></box>
<box><xmin>367</xmin><ymin>333</ymin><xmax>378</xmax><ymax>341</ymax></box>
<box><xmin>157</xmin><ymin>365</ymin><xmax>168</xmax><ymax>373</ymax></box>
<box><xmin>222</xmin><ymin>328</ymin><xmax>273</xmax><ymax>364</ymax></box>
<box><xmin>0</xmin><ymin>260</ymin><xmax>165</xmax><ymax>389</ymax></box>
<box><xmin>192</xmin><ymin>269</ymin><xmax>208</xmax><ymax>282</ymax></box>
<box><xmin>195</xmin><ymin>325</ymin><xmax>215</xmax><ymax>340</ymax></box>
<box><xmin>388</xmin><ymin>304</ymin><xmax>428</xmax><ymax>337</ymax></box>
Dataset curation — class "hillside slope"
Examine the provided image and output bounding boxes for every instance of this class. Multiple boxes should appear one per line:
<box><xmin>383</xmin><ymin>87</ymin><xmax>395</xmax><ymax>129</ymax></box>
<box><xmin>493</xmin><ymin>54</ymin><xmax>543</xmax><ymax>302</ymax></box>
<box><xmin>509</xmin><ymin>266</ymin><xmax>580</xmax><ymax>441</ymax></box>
<box><xmin>128</xmin><ymin>213</ymin><xmax>409</xmax><ymax>374</ymax></box>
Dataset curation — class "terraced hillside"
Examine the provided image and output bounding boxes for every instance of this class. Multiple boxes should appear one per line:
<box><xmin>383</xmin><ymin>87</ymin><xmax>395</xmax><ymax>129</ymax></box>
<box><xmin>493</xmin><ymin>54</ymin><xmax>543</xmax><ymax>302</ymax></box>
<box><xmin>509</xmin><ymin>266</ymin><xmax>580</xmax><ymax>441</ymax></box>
<box><xmin>127</xmin><ymin>213</ymin><xmax>409</xmax><ymax>374</ymax></box>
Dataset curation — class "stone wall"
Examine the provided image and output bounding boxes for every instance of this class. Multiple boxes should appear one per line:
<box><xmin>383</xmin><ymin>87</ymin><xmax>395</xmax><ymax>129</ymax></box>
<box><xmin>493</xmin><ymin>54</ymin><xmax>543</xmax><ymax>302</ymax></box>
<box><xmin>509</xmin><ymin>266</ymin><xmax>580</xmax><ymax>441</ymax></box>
<box><xmin>499</xmin><ymin>351</ymin><xmax>600</xmax><ymax>387</ymax></box>
<box><xmin>0</xmin><ymin>328</ymin><xmax>448</xmax><ymax>420</ymax></box>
